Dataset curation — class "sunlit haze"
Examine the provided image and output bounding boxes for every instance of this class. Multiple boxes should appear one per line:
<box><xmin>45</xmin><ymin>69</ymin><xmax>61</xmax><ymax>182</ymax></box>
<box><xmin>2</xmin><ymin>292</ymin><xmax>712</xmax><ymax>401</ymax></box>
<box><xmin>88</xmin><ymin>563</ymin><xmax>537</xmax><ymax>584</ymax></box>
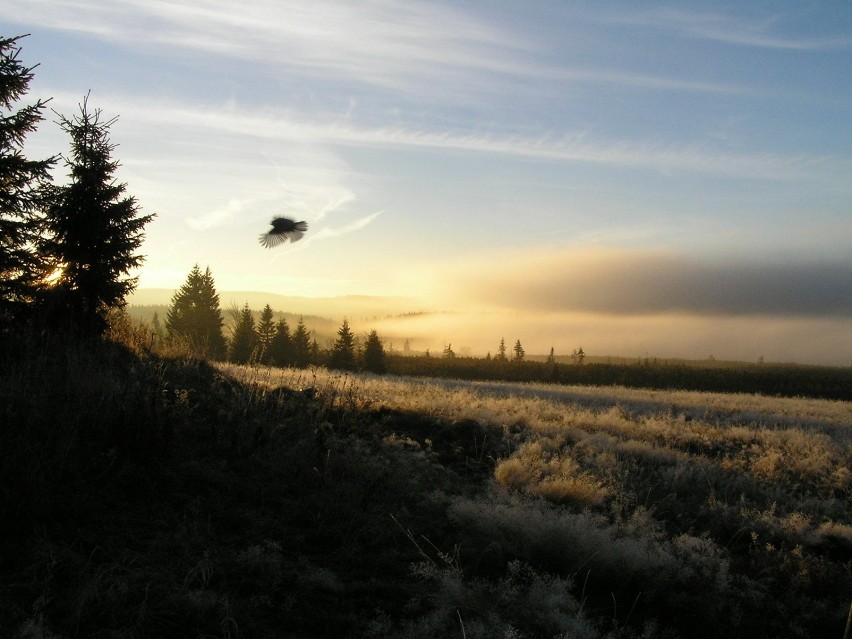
<box><xmin>5</xmin><ymin>1</ymin><xmax>851</xmax><ymax>364</ymax></box>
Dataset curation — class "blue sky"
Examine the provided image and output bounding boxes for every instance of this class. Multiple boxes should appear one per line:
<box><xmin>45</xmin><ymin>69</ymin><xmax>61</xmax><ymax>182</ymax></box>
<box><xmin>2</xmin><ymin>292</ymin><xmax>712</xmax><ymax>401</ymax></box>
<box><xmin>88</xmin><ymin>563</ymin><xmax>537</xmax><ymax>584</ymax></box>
<box><xmin>4</xmin><ymin>1</ymin><xmax>851</xmax><ymax>363</ymax></box>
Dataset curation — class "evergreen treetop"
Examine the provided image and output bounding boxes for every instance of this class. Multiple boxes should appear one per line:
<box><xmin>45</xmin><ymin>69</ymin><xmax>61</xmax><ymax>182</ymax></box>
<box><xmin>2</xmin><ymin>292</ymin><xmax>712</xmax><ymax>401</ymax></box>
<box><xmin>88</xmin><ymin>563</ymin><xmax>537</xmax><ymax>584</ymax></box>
<box><xmin>229</xmin><ymin>302</ymin><xmax>258</xmax><ymax>364</ymax></box>
<box><xmin>269</xmin><ymin>318</ymin><xmax>292</xmax><ymax>367</ymax></box>
<box><xmin>291</xmin><ymin>317</ymin><xmax>312</xmax><ymax>367</ymax></box>
<box><xmin>257</xmin><ymin>304</ymin><xmax>275</xmax><ymax>363</ymax></box>
<box><xmin>362</xmin><ymin>329</ymin><xmax>386</xmax><ymax>374</ymax></box>
<box><xmin>0</xmin><ymin>35</ymin><xmax>56</xmax><ymax>324</ymax></box>
<box><xmin>495</xmin><ymin>337</ymin><xmax>507</xmax><ymax>362</ymax></box>
<box><xmin>43</xmin><ymin>95</ymin><xmax>154</xmax><ymax>334</ymax></box>
<box><xmin>330</xmin><ymin>318</ymin><xmax>356</xmax><ymax>370</ymax></box>
<box><xmin>166</xmin><ymin>264</ymin><xmax>226</xmax><ymax>359</ymax></box>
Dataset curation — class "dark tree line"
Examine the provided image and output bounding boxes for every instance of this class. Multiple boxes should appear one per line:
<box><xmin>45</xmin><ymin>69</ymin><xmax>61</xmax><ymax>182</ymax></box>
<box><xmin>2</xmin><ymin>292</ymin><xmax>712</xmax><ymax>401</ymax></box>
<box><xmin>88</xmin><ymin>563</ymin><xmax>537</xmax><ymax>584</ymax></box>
<box><xmin>1</xmin><ymin>35</ymin><xmax>154</xmax><ymax>336</ymax></box>
<box><xmin>162</xmin><ymin>264</ymin><xmax>383</xmax><ymax>370</ymax></box>
<box><xmin>162</xmin><ymin>263</ymin><xmax>389</xmax><ymax>373</ymax></box>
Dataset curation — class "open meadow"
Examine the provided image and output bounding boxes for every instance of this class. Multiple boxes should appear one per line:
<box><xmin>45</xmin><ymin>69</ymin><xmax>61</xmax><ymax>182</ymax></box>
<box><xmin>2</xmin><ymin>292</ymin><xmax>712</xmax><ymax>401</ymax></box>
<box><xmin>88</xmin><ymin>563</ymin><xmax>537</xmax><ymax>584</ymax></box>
<box><xmin>2</xmin><ymin>333</ymin><xmax>850</xmax><ymax>638</ymax></box>
<box><xmin>221</xmin><ymin>363</ymin><xmax>852</xmax><ymax>638</ymax></box>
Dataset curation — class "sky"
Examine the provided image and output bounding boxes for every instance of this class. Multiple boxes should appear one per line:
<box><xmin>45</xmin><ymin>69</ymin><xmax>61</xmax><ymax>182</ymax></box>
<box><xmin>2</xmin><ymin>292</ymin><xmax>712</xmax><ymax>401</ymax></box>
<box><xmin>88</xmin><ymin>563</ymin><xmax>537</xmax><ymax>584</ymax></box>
<box><xmin>4</xmin><ymin>1</ymin><xmax>851</xmax><ymax>364</ymax></box>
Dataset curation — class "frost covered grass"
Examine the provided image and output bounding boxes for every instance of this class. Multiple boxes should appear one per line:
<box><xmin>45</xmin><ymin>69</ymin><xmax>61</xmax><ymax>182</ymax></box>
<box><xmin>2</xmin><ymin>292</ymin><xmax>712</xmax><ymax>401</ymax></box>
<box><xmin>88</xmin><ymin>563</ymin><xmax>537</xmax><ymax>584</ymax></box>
<box><xmin>222</xmin><ymin>363</ymin><xmax>852</xmax><ymax>638</ymax></box>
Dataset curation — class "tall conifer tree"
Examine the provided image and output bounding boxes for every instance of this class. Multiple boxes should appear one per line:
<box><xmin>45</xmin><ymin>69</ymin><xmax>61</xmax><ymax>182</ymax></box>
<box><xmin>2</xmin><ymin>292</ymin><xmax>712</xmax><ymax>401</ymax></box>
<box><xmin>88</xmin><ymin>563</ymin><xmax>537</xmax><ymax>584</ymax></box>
<box><xmin>44</xmin><ymin>95</ymin><xmax>154</xmax><ymax>334</ymax></box>
<box><xmin>330</xmin><ymin>318</ymin><xmax>356</xmax><ymax>370</ymax></box>
<box><xmin>166</xmin><ymin>264</ymin><xmax>226</xmax><ymax>359</ymax></box>
<box><xmin>268</xmin><ymin>318</ymin><xmax>292</xmax><ymax>367</ymax></box>
<box><xmin>495</xmin><ymin>337</ymin><xmax>508</xmax><ymax>362</ymax></box>
<box><xmin>513</xmin><ymin>339</ymin><xmax>525</xmax><ymax>362</ymax></box>
<box><xmin>362</xmin><ymin>329</ymin><xmax>386</xmax><ymax>374</ymax></box>
<box><xmin>229</xmin><ymin>303</ymin><xmax>257</xmax><ymax>364</ymax></box>
<box><xmin>291</xmin><ymin>317</ymin><xmax>312</xmax><ymax>368</ymax></box>
<box><xmin>0</xmin><ymin>35</ymin><xmax>55</xmax><ymax>325</ymax></box>
<box><xmin>256</xmin><ymin>304</ymin><xmax>275</xmax><ymax>363</ymax></box>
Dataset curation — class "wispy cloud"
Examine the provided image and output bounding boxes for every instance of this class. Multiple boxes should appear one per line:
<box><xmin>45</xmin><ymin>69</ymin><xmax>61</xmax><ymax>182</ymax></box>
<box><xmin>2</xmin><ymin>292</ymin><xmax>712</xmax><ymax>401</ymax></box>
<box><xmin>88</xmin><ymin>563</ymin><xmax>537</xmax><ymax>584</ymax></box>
<box><xmin>46</xmin><ymin>91</ymin><xmax>843</xmax><ymax>184</ymax></box>
<box><xmin>185</xmin><ymin>197</ymin><xmax>246</xmax><ymax>230</ymax></box>
<box><xmin>311</xmin><ymin>211</ymin><xmax>383</xmax><ymax>241</ymax></box>
<box><xmin>601</xmin><ymin>7</ymin><xmax>852</xmax><ymax>51</ymax></box>
<box><xmin>264</xmin><ymin>210</ymin><xmax>383</xmax><ymax>261</ymax></box>
<box><xmin>5</xmin><ymin>0</ymin><xmax>779</xmax><ymax>105</ymax></box>
<box><xmin>180</xmin><ymin>168</ymin><xmax>360</xmax><ymax>234</ymax></box>
<box><xmin>4</xmin><ymin>0</ymin><xmax>525</xmax><ymax>95</ymax></box>
<box><xmin>544</xmin><ymin>66</ymin><xmax>755</xmax><ymax>97</ymax></box>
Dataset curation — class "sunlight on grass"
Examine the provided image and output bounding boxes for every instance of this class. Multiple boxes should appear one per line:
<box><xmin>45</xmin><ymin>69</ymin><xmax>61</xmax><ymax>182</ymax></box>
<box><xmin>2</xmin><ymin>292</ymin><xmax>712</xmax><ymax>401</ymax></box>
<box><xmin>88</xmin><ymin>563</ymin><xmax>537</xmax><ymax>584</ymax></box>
<box><xmin>221</xmin><ymin>362</ymin><xmax>851</xmax><ymax>549</ymax></box>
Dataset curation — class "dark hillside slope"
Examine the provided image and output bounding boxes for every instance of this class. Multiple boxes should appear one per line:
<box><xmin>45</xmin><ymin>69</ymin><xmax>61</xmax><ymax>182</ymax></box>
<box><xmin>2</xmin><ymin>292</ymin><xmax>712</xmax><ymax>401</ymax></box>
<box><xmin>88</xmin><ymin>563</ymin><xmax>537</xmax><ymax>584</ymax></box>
<box><xmin>0</xmin><ymin>333</ymin><xmax>500</xmax><ymax>636</ymax></box>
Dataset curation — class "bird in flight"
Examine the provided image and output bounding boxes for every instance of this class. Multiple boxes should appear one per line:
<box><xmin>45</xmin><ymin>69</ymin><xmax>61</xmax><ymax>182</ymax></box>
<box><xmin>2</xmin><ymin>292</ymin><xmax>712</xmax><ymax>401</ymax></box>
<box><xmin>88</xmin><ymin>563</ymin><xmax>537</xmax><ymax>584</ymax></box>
<box><xmin>259</xmin><ymin>217</ymin><xmax>308</xmax><ymax>248</ymax></box>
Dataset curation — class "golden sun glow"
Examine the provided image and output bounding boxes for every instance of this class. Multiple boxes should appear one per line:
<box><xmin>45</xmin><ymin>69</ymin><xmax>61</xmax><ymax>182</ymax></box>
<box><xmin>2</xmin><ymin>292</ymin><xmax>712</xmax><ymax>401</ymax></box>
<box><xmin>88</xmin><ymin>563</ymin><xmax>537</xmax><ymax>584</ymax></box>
<box><xmin>43</xmin><ymin>267</ymin><xmax>64</xmax><ymax>286</ymax></box>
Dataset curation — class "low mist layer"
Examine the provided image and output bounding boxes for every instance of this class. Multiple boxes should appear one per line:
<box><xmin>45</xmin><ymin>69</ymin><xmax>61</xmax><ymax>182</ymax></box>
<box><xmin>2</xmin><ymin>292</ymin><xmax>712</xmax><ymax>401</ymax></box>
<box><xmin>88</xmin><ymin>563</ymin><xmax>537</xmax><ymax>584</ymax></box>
<box><xmin>366</xmin><ymin>311</ymin><xmax>851</xmax><ymax>366</ymax></box>
<box><xmin>411</xmin><ymin>247</ymin><xmax>852</xmax><ymax>318</ymax></box>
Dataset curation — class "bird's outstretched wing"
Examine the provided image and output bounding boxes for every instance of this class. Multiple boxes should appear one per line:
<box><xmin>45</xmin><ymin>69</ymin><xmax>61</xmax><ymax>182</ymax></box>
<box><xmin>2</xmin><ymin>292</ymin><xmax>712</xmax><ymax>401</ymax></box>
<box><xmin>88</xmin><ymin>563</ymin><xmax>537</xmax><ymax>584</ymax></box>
<box><xmin>259</xmin><ymin>232</ymin><xmax>290</xmax><ymax>248</ymax></box>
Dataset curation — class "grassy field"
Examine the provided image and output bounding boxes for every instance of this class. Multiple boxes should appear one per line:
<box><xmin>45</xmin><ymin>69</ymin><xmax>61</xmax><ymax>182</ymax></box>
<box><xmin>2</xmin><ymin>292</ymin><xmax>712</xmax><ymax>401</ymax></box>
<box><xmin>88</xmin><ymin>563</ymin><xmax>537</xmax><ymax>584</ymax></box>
<box><xmin>2</xmin><ymin>331</ymin><xmax>850</xmax><ymax>638</ymax></box>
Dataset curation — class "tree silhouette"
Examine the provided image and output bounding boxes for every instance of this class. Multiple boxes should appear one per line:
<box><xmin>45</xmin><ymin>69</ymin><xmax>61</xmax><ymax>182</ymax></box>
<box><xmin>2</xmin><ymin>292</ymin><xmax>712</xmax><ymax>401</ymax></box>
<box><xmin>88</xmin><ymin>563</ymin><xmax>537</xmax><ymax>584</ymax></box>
<box><xmin>291</xmin><ymin>317</ymin><xmax>312</xmax><ymax>368</ymax></box>
<box><xmin>268</xmin><ymin>318</ymin><xmax>292</xmax><ymax>367</ymax></box>
<box><xmin>0</xmin><ymin>35</ymin><xmax>56</xmax><ymax>325</ymax></box>
<box><xmin>443</xmin><ymin>343</ymin><xmax>455</xmax><ymax>359</ymax></box>
<box><xmin>330</xmin><ymin>318</ymin><xmax>356</xmax><ymax>370</ymax></box>
<box><xmin>546</xmin><ymin>346</ymin><xmax>558</xmax><ymax>379</ymax></box>
<box><xmin>495</xmin><ymin>338</ymin><xmax>508</xmax><ymax>362</ymax></box>
<box><xmin>513</xmin><ymin>339</ymin><xmax>525</xmax><ymax>362</ymax></box>
<box><xmin>43</xmin><ymin>95</ymin><xmax>154</xmax><ymax>335</ymax></box>
<box><xmin>546</xmin><ymin>347</ymin><xmax>556</xmax><ymax>365</ymax></box>
<box><xmin>229</xmin><ymin>303</ymin><xmax>257</xmax><ymax>364</ymax></box>
<box><xmin>256</xmin><ymin>304</ymin><xmax>275</xmax><ymax>363</ymax></box>
<box><xmin>166</xmin><ymin>264</ymin><xmax>226</xmax><ymax>359</ymax></box>
<box><xmin>362</xmin><ymin>329</ymin><xmax>386</xmax><ymax>374</ymax></box>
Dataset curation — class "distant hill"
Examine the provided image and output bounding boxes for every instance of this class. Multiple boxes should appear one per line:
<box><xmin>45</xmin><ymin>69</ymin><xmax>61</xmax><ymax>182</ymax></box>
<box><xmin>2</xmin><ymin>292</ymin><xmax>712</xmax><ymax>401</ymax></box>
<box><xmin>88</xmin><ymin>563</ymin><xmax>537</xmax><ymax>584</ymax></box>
<box><xmin>128</xmin><ymin>288</ymin><xmax>420</xmax><ymax>321</ymax></box>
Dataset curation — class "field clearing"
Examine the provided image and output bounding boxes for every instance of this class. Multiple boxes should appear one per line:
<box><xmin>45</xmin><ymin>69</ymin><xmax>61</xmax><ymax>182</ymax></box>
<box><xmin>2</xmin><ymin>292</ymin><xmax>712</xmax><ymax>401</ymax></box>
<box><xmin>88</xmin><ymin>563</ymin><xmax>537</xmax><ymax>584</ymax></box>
<box><xmin>221</xmin><ymin>365</ymin><xmax>852</xmax><ymax>516</ymax></box>
<box><xmin>220</xmin><ymin>362</ymin><xmax>852</xmax><ymax>637</ymax></box>
<box><xmin>220</xmin><ymin>363</ymin><xmax>852</xmax><ymax>426</ymax></box>
<box><xmin>221</xmin><ymin>362</ymin><xmax>851</xmax><ymax>526</ymax></box>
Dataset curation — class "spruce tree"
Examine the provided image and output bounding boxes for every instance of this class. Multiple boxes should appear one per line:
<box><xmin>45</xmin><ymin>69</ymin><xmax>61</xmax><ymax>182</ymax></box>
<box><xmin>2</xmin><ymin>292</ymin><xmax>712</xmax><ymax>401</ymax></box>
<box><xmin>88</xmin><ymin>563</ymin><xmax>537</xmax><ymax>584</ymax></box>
<box><xmin>495</xmin><ymin>337</ymin><xmax>508</xmax><ymax>362</ymax></box>
<box><xmin>150</xmin><ymin>311</ymin><xmax>164</xmax><ymax>343</ymax></box>
<box><xmin>229</xmin><ymin>303</ymin><xmax>257</xmax><ymax>364</ymax></box>
<box><xmin>0</xmin><ymin>35</ymin><xmax>56</xmax><ymax>325</ymax></box>
<box><xmin>513</xmin><ymin>339</ymin><xmax>525</xmax><ymax>362</ymax></box>
<box><xmin>268</xmin><ymin>318</ymin><xmax>292</xmax><ymax>367</ymax></box>
<box><xmin>330</xmin><ymin>318</ymin><xmax>356</xmax><ymax>370</ymax></box>
<box><xmin>44</xmin><ymin>95</ymin><xmax>154</xmax><ymax>335</ymax></box>
<box><xmin>547</xmin><ymin>346</ymin><xmax>558</xmax><ymax>379</ymax></box>
<box><xmin>291</xmin><ymin>317</ymin><xmax>311</xmax><ymax>368</ymax></box>
<box><xmin>256</xmin><ymin>304</ymin><xmax>275</xmax><ymax>363</ymax></box>
<box><xmin>166</xmin><ymin>264</ymin><xmax>226</xmax><ymax>359</ymax></box>
<box><xmin>362</xmin><ymin>329</ymin><xmax>386</xmax><ymax>374</ymax></box>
